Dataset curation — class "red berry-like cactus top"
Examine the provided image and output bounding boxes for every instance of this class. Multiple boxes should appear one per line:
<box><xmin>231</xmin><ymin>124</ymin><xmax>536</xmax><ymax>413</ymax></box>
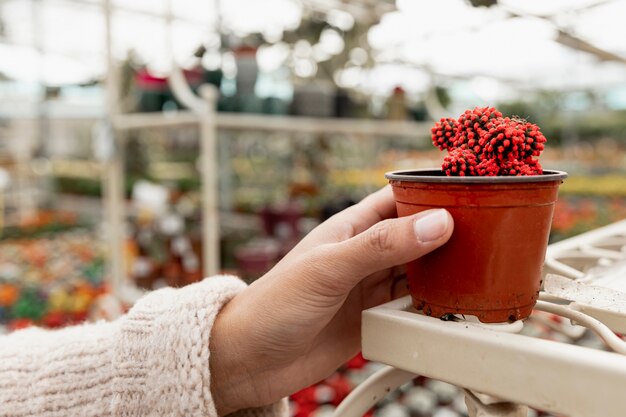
<box><xmin>431</xmin><ymin>107</ymin><xmax>547</xmax><ymax>176</ymax></box>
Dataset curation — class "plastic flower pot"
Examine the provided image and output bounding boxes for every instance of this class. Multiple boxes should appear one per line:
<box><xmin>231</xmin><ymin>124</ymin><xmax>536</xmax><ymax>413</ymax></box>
<box><xmin>386</xmin><ymin>168</ymin><xmax>568</xmax><ymax>323</ymax></box>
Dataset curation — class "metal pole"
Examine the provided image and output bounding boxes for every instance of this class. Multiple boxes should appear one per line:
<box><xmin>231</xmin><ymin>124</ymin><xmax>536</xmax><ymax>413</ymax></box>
<box><xmin>16</xmin><ymin>0</ymin><xmax>42</xmax><ymax>224</ymax></box>
<box><xmin>332</xmin><ymin>366</ymin><xmax>415</xmax><ymax>417</ymax></box>
<box><xmin>165</xmin><ymin>0</ymin><xmax>221</xmax><ymax>276</ymax></box>
<box><xmin>199</xmin><ymin>85</ymin><xmax>220</xmax><ymax>276</ymax></box>
<box><xmin>102</xmin><ymin>0</ymin><xmax>126</xmax><ymax>298</ymax></box>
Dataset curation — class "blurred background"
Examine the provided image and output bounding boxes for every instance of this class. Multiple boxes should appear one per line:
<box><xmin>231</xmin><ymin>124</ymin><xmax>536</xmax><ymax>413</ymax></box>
<box><xmin>0</xmin><ymin>0</ymin><xmax>625</xmax><ymax>416</ymax></box>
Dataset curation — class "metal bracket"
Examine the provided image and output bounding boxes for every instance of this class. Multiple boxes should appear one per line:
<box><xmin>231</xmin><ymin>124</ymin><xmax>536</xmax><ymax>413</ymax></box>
<box><xmin>464</xmin><ymin>390</ymin><xmax>528</xmax><ymax>417</ymax></box>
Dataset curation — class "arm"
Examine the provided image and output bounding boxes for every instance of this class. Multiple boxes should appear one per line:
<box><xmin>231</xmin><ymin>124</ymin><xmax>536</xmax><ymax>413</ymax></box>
<box><xmin>0</xmin><ymin>275</ymin><xmax>287</xmax><ymax>417</ymax></box>
<box><xmin>0</xmin><ymin>187</ymin><xmax>452</xmax><ymax>417</ymax></box>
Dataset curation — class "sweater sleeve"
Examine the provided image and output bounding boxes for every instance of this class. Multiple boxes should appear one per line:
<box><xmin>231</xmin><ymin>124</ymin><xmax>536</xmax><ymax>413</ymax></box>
<box><xmin>0</xmin><ymin>275</ymin><xmax>289</xmax><ymax>417</ymax></box>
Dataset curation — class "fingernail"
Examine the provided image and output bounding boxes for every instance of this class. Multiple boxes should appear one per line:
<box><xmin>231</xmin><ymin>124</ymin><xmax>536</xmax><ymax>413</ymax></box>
<box><xmin>414</xmin><ymin>210</ymin><xmax>449</xmax><ymax>243</ymax></box>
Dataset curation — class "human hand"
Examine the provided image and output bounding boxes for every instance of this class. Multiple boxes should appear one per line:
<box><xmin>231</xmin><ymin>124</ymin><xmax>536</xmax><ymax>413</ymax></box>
<box><xmin>210</xmin><ymin>186</ymin><xmax>453</xmax><ymax>415</ymax></box>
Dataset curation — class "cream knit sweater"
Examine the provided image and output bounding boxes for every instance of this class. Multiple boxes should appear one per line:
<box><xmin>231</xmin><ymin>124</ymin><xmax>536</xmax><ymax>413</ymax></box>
<box><xmin>0</xmin><ymin>275</ymin><xmax>288</xmax><ymax>417</ymax></box>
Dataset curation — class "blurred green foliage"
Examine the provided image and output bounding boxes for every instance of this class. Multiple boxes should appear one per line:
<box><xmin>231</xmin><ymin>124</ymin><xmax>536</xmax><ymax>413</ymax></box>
<box><xmin>498</xmin><ymin>94</ymin><xmax>626</xmax><ymax>146</ymax></box>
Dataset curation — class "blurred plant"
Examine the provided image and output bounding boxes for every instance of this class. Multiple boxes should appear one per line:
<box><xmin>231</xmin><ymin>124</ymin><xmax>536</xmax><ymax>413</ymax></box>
<box><xmin>468</xmin><ymin>0</ymin><xmax>498</xmax><ymax>7</ymax></box>
<box><xmin>276</xmin><ymin>9</ymin><xmax>371</xmax><ymax>86</ymax></box>
<box><xmin>0</xmin><ymin>230</ymin><xmax>108</xmax><ymax>327</ymax></box>
<box><xmin>499</xmin><ymin>92</ymin><xmax>626</xmax><ymax>147</ymax></box>
<box><xmin>551</xmin><ymin>195</ymin><xmax>626</xmax><ymax>241</ymax></box>
<box><xmin>283</xmin><ymin>13</ymin><xmax>328</xmax><ymax>45</ymax></box>
<box><xmin>561</xmin><ymin>175</ymin><xmax>626</xmax><ymax>197</ymax></box>
<box><xmin>435</xmin><ymin>86</ymin><xmax>451</xmax><ymax>109</ymax></box>
<box><xmin>497</xmin><ymin>101</ymin><xmax>540</xmax><ymax>124</ymax></box>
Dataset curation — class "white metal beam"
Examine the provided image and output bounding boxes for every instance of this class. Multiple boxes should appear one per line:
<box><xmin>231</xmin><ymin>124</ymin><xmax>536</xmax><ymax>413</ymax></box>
<box><xmin>112</xmin><ymin>112</ymin><xmax>430</xmax><ymax>138</ymax></box>
<box><xmin>361</xmin><ymin>296</ymin><xmax>626</xmax><ymax>417</ymax></box>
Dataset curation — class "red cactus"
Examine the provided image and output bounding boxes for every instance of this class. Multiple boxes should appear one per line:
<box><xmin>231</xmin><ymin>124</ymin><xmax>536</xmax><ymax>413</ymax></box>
<box><xmin>430</xmin><ymin>117</ymin><xmax>458</xmax><ymax>151</ymax></box>
<box><xmin>505</xmin><ymin>158</ymin><xmax>543</xmax><ymax>176</ymax></box>
<box><xmin>520</xmin><ymin>119</ymin><xmax>547</xmax><ymax>157</ymax></box>
<box><xmin>477</xmin><ymin>157</ymin><xmax>543</xmax><ymax>176</ymax></box>
<box><xmin>442</xmin><ymin>148</ymin><xmax>478</xmax><ymax>176</ymax></box>
<box><xmin>431</xmin><ymin>107</ymin><xmax>546</xmax><ymax>177</ymax></box>
<box><xmin>479</xmin><ymin>117</ymin><xmax>546</xmax><ymax>161</ymax></box>
<box><xmin>452</xmin><ymin>106</ymin><xmax>502</xmax><ymax>150</ymax></box>
<box><xmin>476</xmin><ymin>159</ymin><xmax>500</xmax><ymax>176</ymax></box>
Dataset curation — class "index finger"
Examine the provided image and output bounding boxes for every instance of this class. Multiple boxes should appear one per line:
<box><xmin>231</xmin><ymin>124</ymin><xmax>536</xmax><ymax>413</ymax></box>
<box><xmin>340</xmin><ymin>186</ymin><xmax>398</xmax><ymax>236</ymax></box>
<box><xmin>319</xmin><ymin>186</ymin><xmax>397</xmax><ymax>242</ymax></box>
<box><xmin>279</xmin><ymin>186</ymin><xmax>397</xmax><ymax>259</ymax></box>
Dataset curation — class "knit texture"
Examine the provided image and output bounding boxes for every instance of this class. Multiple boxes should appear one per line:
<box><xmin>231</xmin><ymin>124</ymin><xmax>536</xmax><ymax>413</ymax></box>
<box><xmin>0</xmin><ymin>275</ymin><xmax>288</xmax><ymax>417</ymax></box>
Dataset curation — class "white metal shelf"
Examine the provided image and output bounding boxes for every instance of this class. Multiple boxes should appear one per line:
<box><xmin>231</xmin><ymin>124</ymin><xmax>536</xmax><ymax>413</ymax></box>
<box><xmin>112</xmin><ymin>111</ymin><xmax>430</xmax><ymax>137</ymax></box>
<box><xmin>360</xmin><ymin>296</ymin><xmax>626</xmax><ymax>417</ymax></box>
<box><xmin>544</xmin><ymin>219</ymin><xmax>626</xmax><ymax>332</ymax></box>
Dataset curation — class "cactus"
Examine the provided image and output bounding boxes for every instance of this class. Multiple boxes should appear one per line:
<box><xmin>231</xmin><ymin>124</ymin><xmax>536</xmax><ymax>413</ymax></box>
<box><xmin>430</xmin><ymin>107</ymin><xmax>545</xmax><ymax>176</ymax></box>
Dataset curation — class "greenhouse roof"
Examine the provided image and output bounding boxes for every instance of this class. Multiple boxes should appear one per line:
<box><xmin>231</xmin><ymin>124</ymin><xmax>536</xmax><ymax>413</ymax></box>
<box><xmin>0</xmin><ymin>0</ymin><xmax>624</xmax><ymax>95</ymax></box>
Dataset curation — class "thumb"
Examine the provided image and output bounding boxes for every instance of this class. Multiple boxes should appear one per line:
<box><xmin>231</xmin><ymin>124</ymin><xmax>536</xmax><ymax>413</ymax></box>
<box><xmin>321</xmin><ymin>209</ymin><xmax>453</xmax><ymax>291</ymax></box>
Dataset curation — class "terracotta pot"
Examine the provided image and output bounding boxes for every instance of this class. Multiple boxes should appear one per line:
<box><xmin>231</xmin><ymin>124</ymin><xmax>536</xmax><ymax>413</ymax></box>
<box><xmin>386</xmin><ymin>169</ymin><xmax>567</xmax><ymax>323</ymax></box>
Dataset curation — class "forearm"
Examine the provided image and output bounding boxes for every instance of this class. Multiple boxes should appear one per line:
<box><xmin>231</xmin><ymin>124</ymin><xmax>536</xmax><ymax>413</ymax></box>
<box><xmin>0</xmin><ymin>276</ymin><xmax>287</xmax><ymax>417</ymax></box>
<box><xmin>0</xmin><ymin>320</ymin><xmax>119</xmax><ymax>417</ymax></box>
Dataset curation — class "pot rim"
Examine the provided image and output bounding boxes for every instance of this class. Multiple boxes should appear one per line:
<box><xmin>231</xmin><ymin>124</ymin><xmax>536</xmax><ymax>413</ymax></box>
<box><xmin>385</xmin><ymin>168</ymin><xmax>568</xmax><ymax>184</ymax></box>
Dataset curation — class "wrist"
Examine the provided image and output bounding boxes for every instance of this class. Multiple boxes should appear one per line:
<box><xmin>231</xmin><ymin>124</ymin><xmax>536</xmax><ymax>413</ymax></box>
<box><xmin>209</xmin><ymin>295</ymin><xmax>258</xmax><ymax>416</ymax></box>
